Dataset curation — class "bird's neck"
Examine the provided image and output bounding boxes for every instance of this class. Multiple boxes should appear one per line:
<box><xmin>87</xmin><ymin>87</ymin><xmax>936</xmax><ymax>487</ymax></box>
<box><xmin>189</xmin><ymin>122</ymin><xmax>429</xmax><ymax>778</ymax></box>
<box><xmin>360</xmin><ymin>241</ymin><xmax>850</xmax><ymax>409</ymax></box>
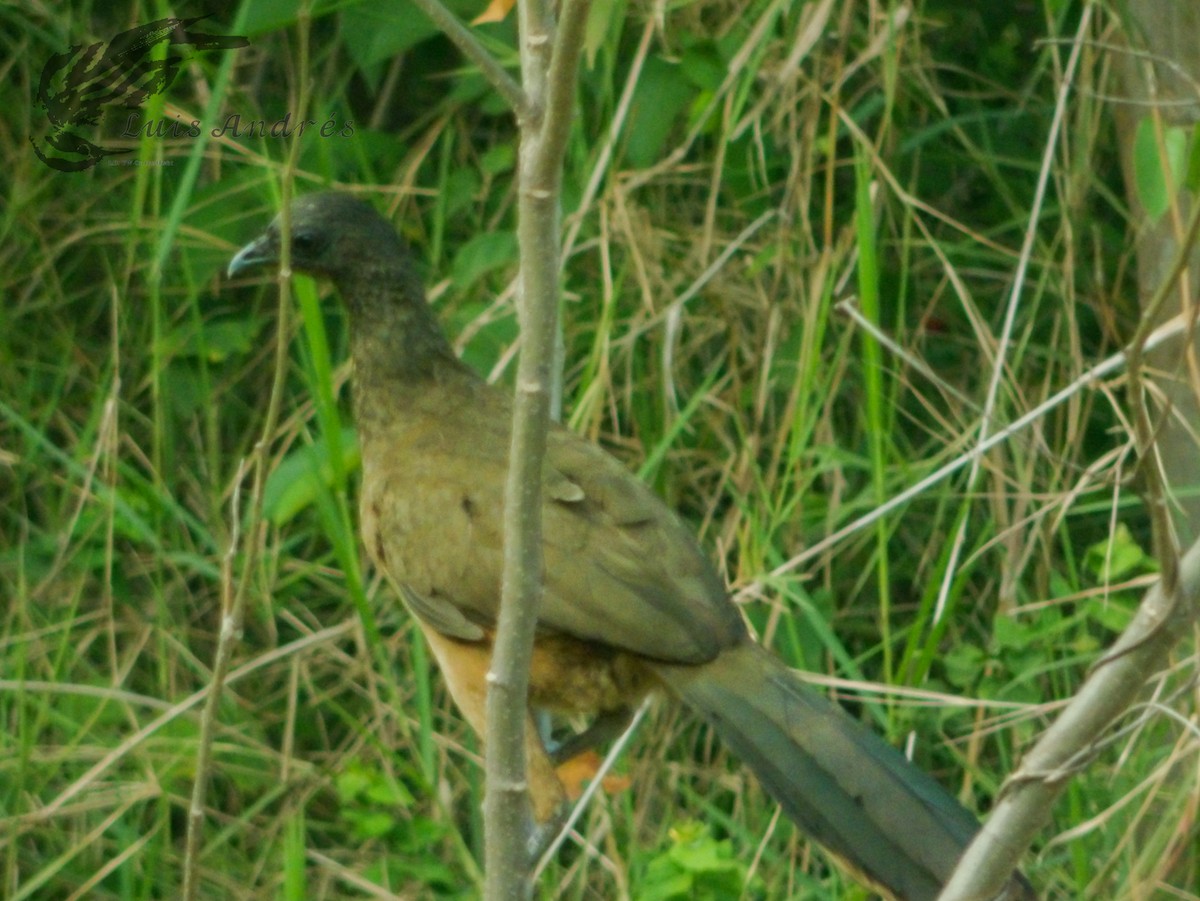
<box><xmin>336</xmin><ymin>265</ymin><xmax>475</xmax><ymax>431</ymax></box>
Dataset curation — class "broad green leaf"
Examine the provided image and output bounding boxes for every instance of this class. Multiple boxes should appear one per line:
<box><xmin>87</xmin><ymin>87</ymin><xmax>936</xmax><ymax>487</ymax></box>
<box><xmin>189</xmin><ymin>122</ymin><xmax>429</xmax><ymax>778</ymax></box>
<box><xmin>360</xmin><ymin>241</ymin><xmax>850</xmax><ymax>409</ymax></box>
<box><xmin>263</xmin><ymin>426</ymin><xmax>360</xmax><ymax>525</ymax></box>
<box><xmin>451</xmin><ymin>230</ymin><xmax>518</xmax><ymax>290</ymax></box>
<box><xmin>1133</xmin><ymin>117</ymin><xmax>1189</xmax><ymax>220</ymax></box>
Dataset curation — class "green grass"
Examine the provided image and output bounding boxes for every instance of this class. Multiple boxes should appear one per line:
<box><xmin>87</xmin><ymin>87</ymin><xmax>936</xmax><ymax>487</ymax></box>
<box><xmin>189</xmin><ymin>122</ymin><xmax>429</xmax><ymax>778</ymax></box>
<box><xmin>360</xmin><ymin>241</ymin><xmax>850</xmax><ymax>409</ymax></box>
<box><xmin>2</xmin><ymin>0</ymin><xmax>1197</xmax><ymax>898</ymax></box>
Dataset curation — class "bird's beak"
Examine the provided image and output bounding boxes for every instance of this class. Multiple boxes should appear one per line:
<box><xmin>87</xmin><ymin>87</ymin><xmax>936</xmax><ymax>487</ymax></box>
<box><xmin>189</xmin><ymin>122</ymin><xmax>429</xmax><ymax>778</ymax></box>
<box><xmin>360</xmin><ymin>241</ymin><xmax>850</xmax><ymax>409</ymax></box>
<box><xmin>227</xmin><ymin>234</ymin><xmax>276</xmax><ymax>278</ymax></box>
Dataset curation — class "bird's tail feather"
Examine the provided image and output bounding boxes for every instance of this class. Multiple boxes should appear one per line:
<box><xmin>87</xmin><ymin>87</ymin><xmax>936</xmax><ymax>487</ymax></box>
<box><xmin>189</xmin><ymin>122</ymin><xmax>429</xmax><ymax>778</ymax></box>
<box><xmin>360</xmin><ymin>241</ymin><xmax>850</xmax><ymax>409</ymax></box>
<box><xmin>653</xmin><ymin>642</ymin><xmax>1024</xmax><ymax>901</ymax></box>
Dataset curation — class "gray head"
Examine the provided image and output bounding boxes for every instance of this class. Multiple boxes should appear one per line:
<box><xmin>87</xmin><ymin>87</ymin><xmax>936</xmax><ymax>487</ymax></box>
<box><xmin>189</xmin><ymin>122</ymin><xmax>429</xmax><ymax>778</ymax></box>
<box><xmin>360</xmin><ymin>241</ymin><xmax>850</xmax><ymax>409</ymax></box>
<box><xmin>227</xmin><ymin>192</ymin><xmax>408</xmax><ymax>283</ymax></box>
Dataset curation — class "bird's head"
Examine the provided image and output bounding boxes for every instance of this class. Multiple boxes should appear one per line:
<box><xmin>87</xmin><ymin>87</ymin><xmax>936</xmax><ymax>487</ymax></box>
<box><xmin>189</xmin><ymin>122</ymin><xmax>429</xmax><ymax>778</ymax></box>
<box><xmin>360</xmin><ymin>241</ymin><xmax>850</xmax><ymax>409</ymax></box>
<box><xmin>227</xmin><ymin>192</ymin><xmax>406</xmax><ymax>284</ymax></box>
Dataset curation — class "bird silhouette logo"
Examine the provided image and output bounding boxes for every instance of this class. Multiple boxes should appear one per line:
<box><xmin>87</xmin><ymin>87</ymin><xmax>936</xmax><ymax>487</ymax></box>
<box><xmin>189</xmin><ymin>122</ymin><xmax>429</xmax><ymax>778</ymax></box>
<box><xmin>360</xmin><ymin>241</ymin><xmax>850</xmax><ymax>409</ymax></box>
<box><xmin>30</xmin><ymin>15</ymin><xmax>249</xmax><ymax>172</ymax></box>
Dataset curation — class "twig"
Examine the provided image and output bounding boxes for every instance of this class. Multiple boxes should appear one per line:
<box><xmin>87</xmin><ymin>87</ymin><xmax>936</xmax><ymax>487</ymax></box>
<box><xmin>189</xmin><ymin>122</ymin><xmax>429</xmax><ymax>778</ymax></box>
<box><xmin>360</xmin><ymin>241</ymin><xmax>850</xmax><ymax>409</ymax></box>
<box><xmin>408</xmin><ymin>0</ymin><xmax>526</xmax><ymax>115</ymax></box>
<box><xmin>937</xmin><ymin>534</ymin><xmax>1200</xmax><ymax>901</ymax></box>
<box><xmin>484</xmin><ymin>0</ymin><xmax>592</xmax><ymax>897</ymax></box>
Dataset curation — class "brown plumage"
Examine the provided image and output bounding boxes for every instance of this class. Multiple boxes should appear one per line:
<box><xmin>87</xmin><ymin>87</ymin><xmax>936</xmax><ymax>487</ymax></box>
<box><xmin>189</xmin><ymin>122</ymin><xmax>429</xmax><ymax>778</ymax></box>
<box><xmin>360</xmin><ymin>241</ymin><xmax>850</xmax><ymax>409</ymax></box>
<box><xmin>229</xmin><ymin>192</ymin><xmax>1034</xmax><ymax>901</ymax></box>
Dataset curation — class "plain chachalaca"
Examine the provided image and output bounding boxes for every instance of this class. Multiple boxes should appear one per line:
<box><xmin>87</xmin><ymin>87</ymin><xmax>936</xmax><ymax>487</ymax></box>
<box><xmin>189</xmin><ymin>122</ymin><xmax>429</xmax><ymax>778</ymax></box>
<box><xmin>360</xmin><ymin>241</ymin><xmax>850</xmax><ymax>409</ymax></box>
<box><xmin>228</xmin><ymin>192</ymin><xmax>1034</xmax><ymax>901</ymax></box>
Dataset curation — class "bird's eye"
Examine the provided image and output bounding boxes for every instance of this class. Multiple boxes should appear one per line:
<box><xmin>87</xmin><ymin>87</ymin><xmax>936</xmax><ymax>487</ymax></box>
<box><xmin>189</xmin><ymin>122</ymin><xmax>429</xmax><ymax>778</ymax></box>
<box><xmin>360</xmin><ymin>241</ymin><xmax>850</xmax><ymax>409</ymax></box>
<box><xmin>291</xmin><ymin>230</ymin><xmax>323</xmax><ymax>257</ymax></box>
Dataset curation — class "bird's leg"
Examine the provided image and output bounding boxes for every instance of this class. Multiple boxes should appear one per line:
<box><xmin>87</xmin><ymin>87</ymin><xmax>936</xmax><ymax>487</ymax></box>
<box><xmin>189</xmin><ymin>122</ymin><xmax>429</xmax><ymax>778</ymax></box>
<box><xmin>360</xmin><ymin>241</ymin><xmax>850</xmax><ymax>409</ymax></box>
<box><xmin>548</xmin><ymin>706</ymin><xmax>635</xmax><ymax>766</ymax></box>
<box><xmin>529</xmin><ymin>707</ymin><xmax>641</xmax><ymax>862</ymax></box>
<box><xmin>524</xmin><ymin>711</ymin><xmax>575</xmax><ymax>862</ymax></box>
<box><xmin>524</xmin><ymin>711</ymin><xmax>569</xmax><ymax>823</ymax></box>
<box><xmin>420</xmin><ymin>629</ymin><xmax>570</xmax><ymax>825</ymax></box>
<box><xmin>526</xmin><ymin>799</ymin><xmax>570</xmax><ymax>864</ymax></box>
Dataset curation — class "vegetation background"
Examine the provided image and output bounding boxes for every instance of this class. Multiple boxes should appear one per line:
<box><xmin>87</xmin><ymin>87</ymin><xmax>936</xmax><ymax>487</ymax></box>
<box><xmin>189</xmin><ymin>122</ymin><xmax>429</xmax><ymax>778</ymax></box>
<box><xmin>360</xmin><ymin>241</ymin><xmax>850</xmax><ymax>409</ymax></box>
<box><xmin>3</xmin><ymin>0</ymin><xmax>1196</xmax><ymax>898</ymax></box>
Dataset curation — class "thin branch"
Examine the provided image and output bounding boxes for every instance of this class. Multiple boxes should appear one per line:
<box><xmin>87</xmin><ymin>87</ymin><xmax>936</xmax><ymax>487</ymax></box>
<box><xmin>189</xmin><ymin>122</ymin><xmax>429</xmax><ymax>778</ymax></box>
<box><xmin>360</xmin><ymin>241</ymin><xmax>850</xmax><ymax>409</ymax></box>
<box><xmin>539</xmin><ymin>0</ymin><xmax>590</xmax><ymax>153</ymax></box>
<box><xmin>937</xmin><ymin>534</ymin><xmax>1200</xmax><ymax>901</ymax></box>
<box><xmin>484</xmin><ymin>0</ymin><xmax>591</xmax><ymax>896</ymax></box>
<box><xmin>407</xmin><ymin>0</ymin><xmax>527</xmax><ymax>115</ymax></box>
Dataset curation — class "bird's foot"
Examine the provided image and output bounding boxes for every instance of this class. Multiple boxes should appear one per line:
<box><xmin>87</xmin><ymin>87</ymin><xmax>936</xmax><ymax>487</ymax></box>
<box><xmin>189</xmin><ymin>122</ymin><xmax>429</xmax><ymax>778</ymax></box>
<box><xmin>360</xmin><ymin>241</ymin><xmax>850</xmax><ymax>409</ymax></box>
<box><xmin>527</xmin><ymin>804</ymin><xmax>570</xmax><ymax>864</ymax></box>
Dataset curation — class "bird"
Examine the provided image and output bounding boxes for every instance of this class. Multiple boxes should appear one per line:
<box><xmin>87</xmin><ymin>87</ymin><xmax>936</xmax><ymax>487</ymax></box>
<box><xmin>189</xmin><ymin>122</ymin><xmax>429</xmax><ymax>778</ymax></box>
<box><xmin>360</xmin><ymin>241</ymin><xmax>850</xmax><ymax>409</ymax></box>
<box><xmin>228</xmin><ymin>192</ymin><xmax>1035</xmax><ymax>901</ymax></box>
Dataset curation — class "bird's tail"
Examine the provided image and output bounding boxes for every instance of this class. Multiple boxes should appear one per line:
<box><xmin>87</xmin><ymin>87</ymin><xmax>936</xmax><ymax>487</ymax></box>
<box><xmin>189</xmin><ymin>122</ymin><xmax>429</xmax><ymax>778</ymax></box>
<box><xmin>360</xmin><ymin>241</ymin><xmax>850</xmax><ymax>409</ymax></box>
<box><xmin>652</xmin><ymin>642</ymin><xmax>1032</xmax><ymax>901</ymax></box>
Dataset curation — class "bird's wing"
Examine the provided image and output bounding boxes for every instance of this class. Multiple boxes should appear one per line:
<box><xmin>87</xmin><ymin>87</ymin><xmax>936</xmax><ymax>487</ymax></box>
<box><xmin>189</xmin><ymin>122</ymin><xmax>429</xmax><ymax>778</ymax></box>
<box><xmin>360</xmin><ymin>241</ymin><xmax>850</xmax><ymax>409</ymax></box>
<box><xmin>362</xmin><ymin>410</ymin><xmax>743</xmax><ymax>665</ymax></box>
<box><xmin>538</xmin><ymin>425</ymin><xmax>744</xmax><ymax>663</ymax></box>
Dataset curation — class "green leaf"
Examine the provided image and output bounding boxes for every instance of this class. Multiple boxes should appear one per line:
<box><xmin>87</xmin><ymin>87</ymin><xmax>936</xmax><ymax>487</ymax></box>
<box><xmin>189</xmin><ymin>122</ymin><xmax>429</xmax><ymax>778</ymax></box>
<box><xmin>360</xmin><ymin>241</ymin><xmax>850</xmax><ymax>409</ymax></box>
<box><xmin>991</xmin><ymin>614</ymin><xmax>1031</xmax><ymax>652</ymax></box>
<box><xmin>336</xmin><ymin>768</ymin><xmax>371</xmax><ymax>802</ymax></box>
<box><xmin>1133</xmin><ymin>117</ymin><xmax>1190</xmax><ymax>220</ymax></box>
<box><xmin>1187</xmin><ymin>123</ymin><xmax>1200</xmax><ymax>192</ymax></box>
<box><xmin>450</xmin><ymin>230</ymin><xmax>518</xmax><ymax>290</ymax></box>
<box><xmin>638</xmin><ymin>861</ymin><xmax>693</xmax><ymax>901</ymax></box>
<box><xmin>626</xmin><ymin>56</ymin><xmax>695</xmax><ymax>168</ymax></box>
<box><xmin>942</xmin><ymin>643</ymin><xmax>986</xmax><ymax>688</ymax></box>
<box><xmin>679</xmin><ymin>43</ymin><xmax>726</xmax><ymax>92</ymax></box>
<box><xmin>669</xmin><ymin>836</ymin><xmax>734</xmax><ymax>874</ymax></box>
<box><xmin>344</xmin><ymin>809</ymin><xmax>396</xmax><ymax>840</ymax></box>
<box><xmin>1086</xmin><ymin>596</ymin><xmax>1135</xmax><ymax>634</ymax></box>
<box><xmin>159</xmin><ymin>316</ymin><xmax>266</xmax><ymax>362</ymax></box>
<box><xmin>341</xmin><ymin>0</ymin><xmax>440</xmax><ymax>71</ymax></box>
<box><xmin>449</xmin><ymin>301</ymin><xmax>518</xmax><ymax>376</ymax></box>
<box><xmin>197</xmin><ymin>318</ymin><xmax>266</xmax><ymax>361</ymax></box>
<box><xmin>479</xmin><ymin>143</ymin><xmax>515</xmax><ymax>176</ymax></box>
<box><xmin>584</xmin><ymin>0</ymin><xmax>618</xmax><ymax>68</ymax></box>
<box><xmin>636</xmin><ymin>822</ymin><xmax>755</xmax><ymax>900</ymax></box>
<box><xmin>262</xmin><ymin>426</ymin><xmax>360</xmax><ymax>525</ymax></box>
<box><xmin>1083</xmin><ymin>523</ymin><xmax>1153</xmax><ymax>581</ymax></box>
<box><xmin>444</xmin><ymin>168</ymin><xmax>482</xmax><ymax>219</ymax></box>
<box><xmin>365</xmin><ymin>778</ymin><xmax>414</xmax><ymax>807</ymax></box>
<box><xmin>242</xmin><ymin>0</ymin><xmax>340</xmax><ymax>36</ymax></box>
